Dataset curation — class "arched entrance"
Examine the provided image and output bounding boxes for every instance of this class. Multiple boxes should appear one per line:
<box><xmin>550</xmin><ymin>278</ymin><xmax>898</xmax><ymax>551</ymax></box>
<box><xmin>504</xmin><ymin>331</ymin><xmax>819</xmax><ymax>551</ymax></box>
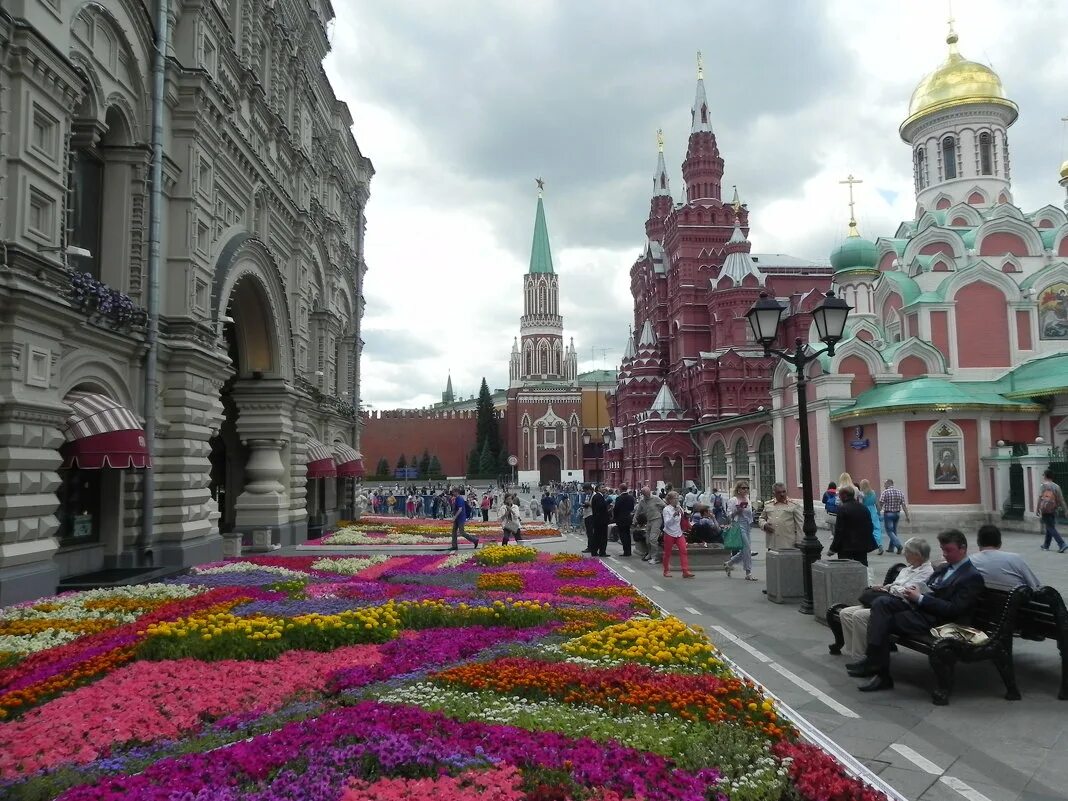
<box><xmin>661</xmin><ymin>455</ymin><xmax>683</xmax><ymax>490</ymax></box>
<box><xmin>756</xmin><ymin>434</ymin><xmax>776</xmax><ymax>503</ymax></box>
<box><xmin>209</xmin><ymin>263</ymin><xmax>293</xmax><ymax>546</ymax></box>
<box><xmin>539</xmin><ymin>453</ymin><xmax>561</xmax><ymax>485</ymax></box>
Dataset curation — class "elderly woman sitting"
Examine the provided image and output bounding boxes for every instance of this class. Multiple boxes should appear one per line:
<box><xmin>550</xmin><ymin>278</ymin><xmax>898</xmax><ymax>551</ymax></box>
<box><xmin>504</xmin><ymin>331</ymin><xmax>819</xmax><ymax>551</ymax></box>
<box><xmin>834</xmin><ymin>537</ymin><xmax>935</xmax><ymax>658</ymax></box>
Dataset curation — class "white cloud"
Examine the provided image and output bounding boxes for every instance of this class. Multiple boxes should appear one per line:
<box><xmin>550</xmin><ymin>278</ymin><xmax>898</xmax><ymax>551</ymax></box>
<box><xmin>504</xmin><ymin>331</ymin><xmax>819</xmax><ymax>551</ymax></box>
<box><xmin>324</xmin><ymin>0</ymin><xmax>1068</xmax><ymax>408</ymax></box>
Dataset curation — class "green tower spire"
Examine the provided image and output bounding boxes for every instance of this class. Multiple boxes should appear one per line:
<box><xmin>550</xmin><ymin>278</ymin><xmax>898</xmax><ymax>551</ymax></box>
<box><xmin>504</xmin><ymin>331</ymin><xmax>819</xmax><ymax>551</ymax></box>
<box><xmin>528</xmin><ymin>179</ymin><xmax>554</xmax><ymax>274</ymax></box>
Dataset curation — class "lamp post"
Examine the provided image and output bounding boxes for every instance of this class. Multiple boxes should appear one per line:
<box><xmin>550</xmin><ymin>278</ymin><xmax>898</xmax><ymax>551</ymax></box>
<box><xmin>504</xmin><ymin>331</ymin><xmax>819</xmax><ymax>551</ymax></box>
<box><xmin>601</xmin><ymin>427</ymin><xmax>613</xmax><ymax>485</ymax></box>
<box><xmin>582</xmin><ymin>428</ymin><xmax>592</xmax><ymax>481</ymax></box>
<box><xmin>745</xmin><ymin>291</ymin><xmax>852</xmax><ymax>615</ymax></box>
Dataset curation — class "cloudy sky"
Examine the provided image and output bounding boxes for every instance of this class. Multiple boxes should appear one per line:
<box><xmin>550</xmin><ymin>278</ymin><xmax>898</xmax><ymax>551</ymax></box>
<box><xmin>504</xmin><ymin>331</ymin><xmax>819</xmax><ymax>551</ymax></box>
<box><xmin>323</xmin><ymin>0</ymin><xmax>1068</xmax><ymax>410</ymax></box>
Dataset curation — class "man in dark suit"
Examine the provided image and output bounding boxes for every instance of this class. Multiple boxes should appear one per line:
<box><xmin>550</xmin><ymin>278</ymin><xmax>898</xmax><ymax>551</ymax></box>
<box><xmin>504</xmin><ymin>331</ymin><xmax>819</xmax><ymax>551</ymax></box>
<box><xmin>580</xmin><ymin>484</ymin><xmax>595</xmax><ymax>553</ymax></box>
<box><xmin>828</xmin><ymin>486</ymin><xmax>874</xmax><ymax>565</ymax></box>
<box><xmin>611</xmin><ymin>483</ymin><xmax>636</xmax><ymax>557</ymax></box>
<box><xmin>847</xmin><ymin>529</ymin><xmax>984</xmax><ymax>691</ymax></box>
<box><xmin>590</xmin><ymin>484</ymin><xmax>611</xmax><ymax>557</ymax></box>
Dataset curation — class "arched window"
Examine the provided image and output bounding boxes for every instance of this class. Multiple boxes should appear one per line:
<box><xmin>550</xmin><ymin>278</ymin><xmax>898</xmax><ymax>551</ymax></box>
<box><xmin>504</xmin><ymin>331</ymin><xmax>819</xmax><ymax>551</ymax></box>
<box><xmin>979</xmin><ymin>132</ymin><xmax>993</xmax><ymax>176</ymax></box>
<box><xmin>942</xmin><ymin>136</ymin><xmax>957</xmax><ymax>180</ymax></box>
<box><xmin>732</xmin><ymin>439</ymin><xmax>750</xmax><ymax>479</ymax></box>
<box><xmin>915</xmin><ymin>147</ymin><xmax>927</xmax><ymax>190</ymax></box>
<box><xmin>709</xmin><ymin>441</ymin><xmax>727</xmax><ymax>475</ymax></box>
<box><xmin>701</xmin><ymin>104</ymin><xmax>708</xmax><ymax>124</ymax></box>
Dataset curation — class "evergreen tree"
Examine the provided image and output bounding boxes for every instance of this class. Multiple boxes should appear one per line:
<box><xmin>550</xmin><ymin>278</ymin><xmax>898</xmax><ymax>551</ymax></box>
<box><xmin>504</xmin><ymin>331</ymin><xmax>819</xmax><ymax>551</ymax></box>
<box><xmin>418</xmin><ymin>449</ymin><xmax>432</xmax><ymax>478</ymax></box>
<box><xmin>429</xmin><ymin>455</ymin><xmax>442</xmax><ymax>479</ymax></box>
<box><xmin>475</xmin><ymin>378</ymin><xmax>501</xmax><ymax>459</ymax></box>
<box><xmin>478</xmin><ymin>439</ymin><xmax>495</xmax><ymax>476</ymax></box>
<box><xmin>466</xmin><ymin>448</ymin><xmax>480</xmax><ymax>477</ymax></box>
<box><xmin>396</xmin><ymin>454</ymin><xmax>407</xmax><ymax>471</ymax></box>
<box><xmin>375</xmin><ymin>457</ymin><xmax>390</xmax><ymax>477</ymax></box>
<box><xmin>497</xmin><ymin>449</ymin><xmax>511</xmax><ymax>479</ymax></box>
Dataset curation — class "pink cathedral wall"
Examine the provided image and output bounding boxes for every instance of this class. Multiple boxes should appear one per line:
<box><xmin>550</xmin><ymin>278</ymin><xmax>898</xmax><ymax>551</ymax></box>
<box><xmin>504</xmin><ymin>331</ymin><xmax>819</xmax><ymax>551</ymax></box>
<box><xmin>978</xmin><ymin>232</ymin><xmax>1030</xmax><ymax>257</ymax></box>
<box><xmin>842</xmin><ymin>424</ymin><xmax>879</xmax><ymax>490</ymax></box>
<box><xmin>1016</xmin><ymin>311</ymin><xmax>1032</xmax><ymax>350</ymax></box>
<box><xmin>838</xmin><ymin>356</ymin><xmax>874</xmax><ymax>397</ymax></box>
<box><xmin>930</xmin><ymin>311</ymin><xmax>950</xmax><ymax>362</ymax></box>
<box><xmin>955</xmin><ymin>283</ymin><xmax>1010</xmax><ymax>367</ymax></box>
<box><xmin>899</xmin><ymin>356</ymin><xmax>927</xmax><ymax>378</ymax></box>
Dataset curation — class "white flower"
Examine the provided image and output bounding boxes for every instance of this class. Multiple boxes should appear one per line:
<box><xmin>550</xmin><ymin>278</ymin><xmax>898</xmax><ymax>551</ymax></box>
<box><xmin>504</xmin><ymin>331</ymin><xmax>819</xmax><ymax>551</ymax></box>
<box><xmin>309</xmin><ymin>556</ymin><xmax>388</xmax><ymax>575</ymax></box>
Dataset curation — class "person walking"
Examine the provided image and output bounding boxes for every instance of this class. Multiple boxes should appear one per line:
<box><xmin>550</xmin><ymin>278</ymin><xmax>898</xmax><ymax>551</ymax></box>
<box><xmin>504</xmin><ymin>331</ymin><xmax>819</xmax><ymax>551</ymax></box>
<box><xmin>612</xmin><ymin>483</ymin><xmax>636</xmax><ymax>557</ymax></box>
<box><xmin>540</xmin><ymin>491</ymin><xmax>557</xmax><ymax>525</ymax></box>
<box><xmin>498</xmin><ymin>493</ymin><xmax>524</xmax><ymax>545</ymax></box>
<box><xmin>661</xmin><ymin>491</ymin><xmax>695</xmax><ymax>578</ymax></box>
<box><xmin>1037</xmin><ymin>469</ymin><xmax>1068</xmax><ymax>552</ymax></box>
<box><xmin>591</xmin><ymin>484</ymin><xmax>610</xmax><ymax>557</ymax></box>
<box><xmin>480</xmin><ymin>493</ymin><xmax>492</xmax><ymax>523</ymax></box>
<box><xmin>557</xmin><ymin>493</ymin><xmax>571</xmax><ymax>532</ymax></box>
<box><xmin>877</xmin><ymin>479</ymin><xmax>908</xmax><ymax>554</ymax></box>
<box><xmin>449</xmin><ymin>488</ymin><xmax>479</xmax><ymax>550</ymax></box>
<box><xmin>723</xmin><ymin>481</ymin><xmax>757</xmax><ymax>581</ymax></box>
<box><xmin>859</xmin><ymin>479</ymin><xmax>883</xmax><ymax>554</ymax></box>
<box><xmin>635</xmin><ymin>486</ymin><xmax>665</xmax><ymax>564</ymax></box>
<box><xmin>829</xmin><ymin>486</ymin><xmax>875</xmax><ymax>566</ymax></box>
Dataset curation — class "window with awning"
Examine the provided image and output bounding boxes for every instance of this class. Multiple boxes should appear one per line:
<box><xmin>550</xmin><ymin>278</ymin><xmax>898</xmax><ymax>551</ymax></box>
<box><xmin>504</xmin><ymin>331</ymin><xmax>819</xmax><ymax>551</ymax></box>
<box><xmin>305</xmin><ymin>438</ymin><xmax>337</xmax><ymax>479</ymax></box>
<box><xmin>333</xmin><ymin>443</ymin><xmax>365</xmax><ymax>477</ymax></box>
<box><xmin>60</xmin><ymin>391</ymin><xmax>151</xmax><ymax>470</ymax></box>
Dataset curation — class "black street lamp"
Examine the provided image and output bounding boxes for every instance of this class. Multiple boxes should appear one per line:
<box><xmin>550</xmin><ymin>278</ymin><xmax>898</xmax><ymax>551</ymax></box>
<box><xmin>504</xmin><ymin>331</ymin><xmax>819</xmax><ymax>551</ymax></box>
<box><xmin>746</xmin><ymin>290</ymin><xmax>852</xmax><ymax>615</ymax></box>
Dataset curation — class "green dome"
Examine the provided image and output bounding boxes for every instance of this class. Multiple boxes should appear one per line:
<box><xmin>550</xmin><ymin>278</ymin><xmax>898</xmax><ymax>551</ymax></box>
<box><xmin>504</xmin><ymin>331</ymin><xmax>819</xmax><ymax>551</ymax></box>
<box><xmin>830</xmin><ymin>227</ymin><xmax>878</xmax><ymax>273</ymax></box>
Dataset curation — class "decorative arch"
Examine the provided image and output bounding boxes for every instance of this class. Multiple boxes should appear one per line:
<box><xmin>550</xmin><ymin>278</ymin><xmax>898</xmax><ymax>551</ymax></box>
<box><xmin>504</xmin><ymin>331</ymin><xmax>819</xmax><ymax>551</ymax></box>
<box><xmin>941</xmin><ymin>260</ymin><xmax>1021</xmax><ymax>304</ymax></box>
<box><xmin>890</xmin><ymin>339</ymin><xmax>947</xmax><ymax>376</ymax></box>
<box><xmin>944</xmin><ymin>203</ymin><xmax>983</xmax><ymax>227</ymax></box>
<box><xmin>965</xmin><ymin>186</ymin><xmax>989</xmax><ymax>206</ymax></box>
<box><xmin>731</xmin><ymin>437</ymin><xmax>750</xmax><ymax>480</ymax></box>
<box><xmin>59</xmin><ymin>357</ymin><xmax>137</xmax><ymax>409</ymax></box>
<box><xmin>212</xmin><ymin>234</ymin><xmax>295</xmax><ymax>378</ymax></box>
<box><xmin>708</xmin><ymin>439</ymin><xmax>727</xmax><ymax>475</ymax></box>
<box><xmin>975</xmin><ymin>217</ymin><xmax>1042</xmax><ymax>257</ymax></box>
<box><xmin>902</xmin><ymin>226</ymin><xmax>965</xmax><ymax>266</ymax></box>
<box><xmin>830</xmin><ymin>338</ymin><xmax>884</xmax><ymax>379</ymax></box>
<box><xmin>1031</xmin><ymin>205</ymin><xmax>1067</xmax><ymax>230</ymax></box>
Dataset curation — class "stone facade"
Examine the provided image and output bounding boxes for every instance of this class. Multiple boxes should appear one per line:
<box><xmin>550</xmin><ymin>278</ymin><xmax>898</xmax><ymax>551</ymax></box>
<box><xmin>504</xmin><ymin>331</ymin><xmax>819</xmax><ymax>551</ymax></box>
<box><xmin>0</xmin><ymin>0</ymin><xmax>372</xmax><ymax>603</ymax></box>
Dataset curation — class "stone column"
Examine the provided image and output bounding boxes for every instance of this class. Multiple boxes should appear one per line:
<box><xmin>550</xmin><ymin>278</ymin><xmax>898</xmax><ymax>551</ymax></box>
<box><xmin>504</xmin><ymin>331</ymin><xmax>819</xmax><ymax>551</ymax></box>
<box><xmin>151</xmin><ymin>341</ymin><xmax>228</xmax><ymax>568</ymax></box>
<box><xmin>230</xmin><ymin>378</ymin><xmax>299</xmax><ymax>545</ymax></box>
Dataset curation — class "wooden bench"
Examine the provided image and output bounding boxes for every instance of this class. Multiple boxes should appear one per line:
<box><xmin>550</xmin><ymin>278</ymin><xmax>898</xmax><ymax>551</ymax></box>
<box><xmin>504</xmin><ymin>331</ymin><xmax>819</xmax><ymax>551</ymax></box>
<box><xmin>828</xmin><ymin>565</ymin><xmax>1068</xmax><ymax>705</ymax></box>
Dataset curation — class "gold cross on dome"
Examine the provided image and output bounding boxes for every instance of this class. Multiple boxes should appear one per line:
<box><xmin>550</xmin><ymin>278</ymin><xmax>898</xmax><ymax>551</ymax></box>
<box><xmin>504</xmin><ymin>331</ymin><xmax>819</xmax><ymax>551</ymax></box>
<box><xmin>697</xmin><ymin>50</ymin><xmax>704</xmax><ymax>79</ymax></box>
<box><xmin>839</xmin><ymin>173</ymin><xmax>863</xmax><ymax>229</ymax></box>
<box><xmin>656</xmin><ymin>128</ymin><xmax>664</xmax><ymax>152</ymax></box>
<box><xmin>536</xmin><ymin>177</ymin><xmax>545</xmax><ymax>196</ymax></box>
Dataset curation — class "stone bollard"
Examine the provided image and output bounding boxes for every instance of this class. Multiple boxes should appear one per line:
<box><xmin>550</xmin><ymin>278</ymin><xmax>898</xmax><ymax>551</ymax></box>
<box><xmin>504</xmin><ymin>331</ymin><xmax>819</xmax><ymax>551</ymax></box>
<box><xmin>221</xmin><ymin>533</ymin><xmax>242</xmax><ymax>558</ymax></box>
<box><xmin>811</xmin><ymin>559</ymin><xmax>868</xmax><ymax>623</ymax></box>
<box><xmin>766</xmin><ymin>549</ymin><xmax>805</xmax><ymax>603</ymax></box>
<box><xmin>247</xmin><ymin>528</ymin><xmax>275</xmax><ymax>553</ymax></box>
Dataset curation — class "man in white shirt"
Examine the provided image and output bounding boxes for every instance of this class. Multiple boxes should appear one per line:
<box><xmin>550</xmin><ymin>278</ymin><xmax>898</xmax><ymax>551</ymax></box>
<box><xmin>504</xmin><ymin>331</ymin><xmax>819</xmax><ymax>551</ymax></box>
<box><xmin>683</xmin><ymin>487</ymin><xmax>698</xmax><ymax>512</ymax></box>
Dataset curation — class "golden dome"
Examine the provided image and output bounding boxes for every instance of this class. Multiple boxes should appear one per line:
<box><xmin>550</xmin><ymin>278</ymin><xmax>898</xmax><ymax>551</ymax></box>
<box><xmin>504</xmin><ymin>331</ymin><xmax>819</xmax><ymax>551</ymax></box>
<box><xmin>1060</xmin><ymin>160</ymin><xmax>1068</xmax><ymax>181</ymax></box>
<box><xmin>901</xmin><ymin>31</ymin><xmax>1017</xmax><ymax>134</ymax></box>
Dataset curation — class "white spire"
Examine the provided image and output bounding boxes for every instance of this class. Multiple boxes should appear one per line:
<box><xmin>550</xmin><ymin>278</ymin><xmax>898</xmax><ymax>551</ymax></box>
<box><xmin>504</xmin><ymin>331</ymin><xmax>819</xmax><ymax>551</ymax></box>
<box><xmin>511</xmin><ymin>337</ymin><xmax>519</xmax><ymax>354</ymax></box>
<box><xmin>653</xmin><ymin>129</ymin><xmax>671</xmax><ymax>197</ymax></box>
<box><xmin>691</xmin><ymin>51</ymin><xmax>712</xmax><ymax>134</ymax></box>
<box><xmin>650</xmin><ymin>382</ymin><xmax>681</xmax><ymax>413</ymax></box>
<box><xmin>720</xmin><ymin>224</ymin><xmax>765</xmax><ymax>286</ymax></box>
<box><xmin>622</xmin><ymin>326</ymin><xmax>636</xmax><ymax>360</ymax></box>
<box><xmin>638</xmin><ymin>319</ymin><xmax>657</xmax><ymax>347</ymax></box>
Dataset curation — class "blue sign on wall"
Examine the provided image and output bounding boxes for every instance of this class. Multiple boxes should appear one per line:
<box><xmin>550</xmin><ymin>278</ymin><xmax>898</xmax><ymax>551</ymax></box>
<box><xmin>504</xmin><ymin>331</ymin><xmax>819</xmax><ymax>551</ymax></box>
<box><xmin>849</xmin><ymin>425</ymin><xmax>870</xmax><ymax>451</ymax></box>
<box><xmin>393</xmin><ymin>467</ymin><xmax>420</xmax><ymax>479</ymax></box>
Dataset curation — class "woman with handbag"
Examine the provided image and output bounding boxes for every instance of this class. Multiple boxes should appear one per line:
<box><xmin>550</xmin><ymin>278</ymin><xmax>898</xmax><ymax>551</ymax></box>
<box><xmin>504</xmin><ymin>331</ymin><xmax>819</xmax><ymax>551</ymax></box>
<box><xmin>661</xmin><ymin>491</ymin><xmax>695</xmax><ymax>579</ymax></box>
<box><xmin>723</xmin><ymin>481</ymin><xmax>757</xmax><ymax>581</ymax></box>
<box><xmin>835</xmin><ymin>538</ymin><xmax>933</xmax><ymax>657</ymax></box>
<box><xmin>499</xmin><ymin>493</ymin><xmax>524</xmax><ymax>545</ymax></box>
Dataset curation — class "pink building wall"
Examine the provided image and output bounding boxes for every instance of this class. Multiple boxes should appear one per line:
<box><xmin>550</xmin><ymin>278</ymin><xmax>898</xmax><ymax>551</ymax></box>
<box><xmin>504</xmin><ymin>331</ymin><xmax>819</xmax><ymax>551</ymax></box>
<box><xmin>955</xmin><ymin>283</ymin><xmax>1009</xmax><ymax>367</ymax></box>
<box><xmin>905</xmin><ymin>419</ymin><xmax>980</xmax><ymax>504</ymax></box>
<box><xmin>843</xmin><ymin>425</ymin><xmax>880</xmax><ymax>489</ymax></box>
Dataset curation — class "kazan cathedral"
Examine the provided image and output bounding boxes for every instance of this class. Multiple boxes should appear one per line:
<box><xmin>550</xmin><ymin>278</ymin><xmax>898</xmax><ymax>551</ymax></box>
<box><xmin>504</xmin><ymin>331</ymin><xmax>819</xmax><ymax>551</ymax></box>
<box><xmin>609</xmin><ymin>27</ymin><xmax>1068</xmax><ymax>532</ymax></box>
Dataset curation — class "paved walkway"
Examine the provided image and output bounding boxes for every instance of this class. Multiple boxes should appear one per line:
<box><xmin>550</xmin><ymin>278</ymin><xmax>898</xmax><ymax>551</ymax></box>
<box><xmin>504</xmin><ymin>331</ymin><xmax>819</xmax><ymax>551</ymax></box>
<box><xmin>553</xmin><ymin>520</ymin><xmax>1068</xmax><ymax>801</ymax></box>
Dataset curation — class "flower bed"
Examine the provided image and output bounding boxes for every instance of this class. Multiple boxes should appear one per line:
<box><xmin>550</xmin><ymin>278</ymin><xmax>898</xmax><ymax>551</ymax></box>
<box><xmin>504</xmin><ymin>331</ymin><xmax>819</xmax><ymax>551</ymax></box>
<box><xmin>306</xmin><ymin>515</ymin><xmax>563</xmax><ymax>547</ymax></box>
<box><xmin>0</xmin><ymin>547</ymin><xmax>888</xmax><ymax>801</ymax></box>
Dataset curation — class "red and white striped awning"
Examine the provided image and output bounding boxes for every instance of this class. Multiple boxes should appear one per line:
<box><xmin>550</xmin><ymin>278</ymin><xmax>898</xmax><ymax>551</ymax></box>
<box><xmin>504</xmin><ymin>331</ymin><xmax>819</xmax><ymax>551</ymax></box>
<box><xmin>60</xmin><ymin>392</ymin><xmax>151</xmax><ymax>470</ymax></box>
<box><xmin>333</xmin><ymin>444</ymin><xmax>365</xmax><ymax>477</ymax></box>
<box><xmin>305</xmin><ymin>437</ymin><xmax>337</xmax><ymax>479</ymax></box>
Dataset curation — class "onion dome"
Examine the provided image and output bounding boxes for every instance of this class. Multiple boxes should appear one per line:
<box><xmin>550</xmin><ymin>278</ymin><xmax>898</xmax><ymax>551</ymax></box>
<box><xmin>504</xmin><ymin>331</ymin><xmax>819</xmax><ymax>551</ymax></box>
<box><xmin>1060</xmin><ymin>160</ymin><xmax>1068</xmax><ymax>181</ymax></box>
<box><xmin>830</xmin><ymin>221</ymin><xmax>878</xmax><ymax>273</ymax></box>
<box><xmin>901</xmin><ymin>27</ymin><xmax>1017</xmax><ymax>135</ymax></box>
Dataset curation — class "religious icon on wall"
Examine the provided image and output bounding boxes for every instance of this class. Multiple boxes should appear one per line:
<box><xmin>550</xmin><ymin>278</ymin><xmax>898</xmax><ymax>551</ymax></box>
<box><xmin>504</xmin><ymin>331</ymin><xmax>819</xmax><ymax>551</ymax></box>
<box><xmin>1038</xmin><ymin>282</ymin><xmax>1068</xmax><ymax>340</ymax></box>
<box><xmin>931</xmin><ymin>441</ymin><xmax>961</xmax><ymax>486</ymax></box>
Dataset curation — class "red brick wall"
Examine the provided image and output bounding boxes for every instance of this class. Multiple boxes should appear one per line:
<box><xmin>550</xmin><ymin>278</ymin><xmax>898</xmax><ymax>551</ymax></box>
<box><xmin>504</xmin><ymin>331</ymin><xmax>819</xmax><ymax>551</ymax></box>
<box><xmin>360</xmin><ymin>413</ymin><xmax>506</xmax><ymax>477</ymax></box>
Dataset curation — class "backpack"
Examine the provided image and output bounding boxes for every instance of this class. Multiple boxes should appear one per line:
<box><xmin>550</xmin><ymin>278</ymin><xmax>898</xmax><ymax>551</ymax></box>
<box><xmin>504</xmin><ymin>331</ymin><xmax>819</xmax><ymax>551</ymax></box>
<box><xmin>1039</xmin><ymin>487</ymin><xmax>1058</xmax><ymax>515</ymax></box>
<box><xmin>824</xmin><ymin>492</ymin><xmax>839</xmax><ymax>515</ymax></box>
